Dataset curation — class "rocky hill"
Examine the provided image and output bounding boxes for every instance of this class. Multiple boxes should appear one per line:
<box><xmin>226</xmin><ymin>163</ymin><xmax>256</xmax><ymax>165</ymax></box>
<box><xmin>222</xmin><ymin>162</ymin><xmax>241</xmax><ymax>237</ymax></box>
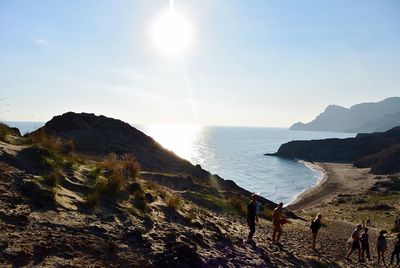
<box><xmin>268</xmin><ymin>126</ymin><xmax>400</xmax><ymax>174</ymax></box>
<box><xmin>33</xmin><ymin>112</ymin><xmax>200</xmax><ymax>176</ymax></box>
<box><xmin>290</xmin><ymin>97</ymin><xmax>400</xmax><ymax>133</ymax></box>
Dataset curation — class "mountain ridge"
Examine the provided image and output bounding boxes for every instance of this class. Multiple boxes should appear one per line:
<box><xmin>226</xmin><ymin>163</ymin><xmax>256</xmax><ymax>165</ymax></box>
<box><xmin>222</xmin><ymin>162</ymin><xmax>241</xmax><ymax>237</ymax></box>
<box><xmin>290</xmin><ymin>97</ymin><xmax>400</xmax><ymax>133</ymax></box>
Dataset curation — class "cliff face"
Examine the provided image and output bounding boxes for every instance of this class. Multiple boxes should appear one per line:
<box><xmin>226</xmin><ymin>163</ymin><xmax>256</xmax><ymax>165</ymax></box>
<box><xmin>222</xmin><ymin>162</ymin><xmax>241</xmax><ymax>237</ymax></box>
<box><xmin>289</xmin><ymin>97</ymin><xmax>400</xmax><ymax>133</ymax></box>
<box><xmin>268</xmin><ymin>126</ymin><xmax>400</xmax><ymax>174</ymax></box>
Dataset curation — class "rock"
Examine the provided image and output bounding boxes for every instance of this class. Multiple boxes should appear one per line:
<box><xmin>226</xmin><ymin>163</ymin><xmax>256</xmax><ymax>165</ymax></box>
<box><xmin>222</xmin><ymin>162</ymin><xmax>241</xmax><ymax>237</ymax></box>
<box><xmin>191</xmin><ymin>221</ymin><xmax>204</xmax><ymax>229</ymax></box>
<box><xmin>144</xmin><ymin>192</ymin><xmax>154</xmax><ymax>203</ymax></box>
<box><xmin>153</xmin><ymin>241</ymin><xmax>203</xmax><ymax>268</ymax></box>
<box><xmin>2</xmin><ymin>247</ymin><xmax>33</xmax><ymax>267</ymax></box>
<box><xmin>165</xmin><ymin>232</ymin><xmax>177</xmax><ymax>242</ymax></box>
<box><xmin>128</xmin><ymin>182</ymin><xmax>142</xmax><ymax>193</ymax></box>
<box><xmin>0</xmin><ymin>240</ymin><xmax>8</xmax><ymax>252</ymax></box>
<box><xmin>16</xmin><ymin>179</ymin><xmax>55</xmax><ymax>208</ymax></box>
<box><xmin>124</xmin><ymin>230</ymin><xmax>143</xmax><ymax>245</ymax></box>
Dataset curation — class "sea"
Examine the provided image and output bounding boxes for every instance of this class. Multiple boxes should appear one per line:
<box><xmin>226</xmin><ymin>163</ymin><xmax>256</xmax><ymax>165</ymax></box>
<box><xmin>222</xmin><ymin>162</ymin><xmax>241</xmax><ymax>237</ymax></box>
<box><xmin>4</xmin><ymin>121</ymin><xmax>354</xmax><ymax>204</ymax></box>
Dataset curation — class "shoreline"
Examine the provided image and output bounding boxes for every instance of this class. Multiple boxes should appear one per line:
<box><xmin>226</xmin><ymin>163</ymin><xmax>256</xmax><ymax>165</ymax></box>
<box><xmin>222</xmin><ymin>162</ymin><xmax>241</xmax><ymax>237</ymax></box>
<box><xmin>286</xmin><ymin>161</ymin><xmax>327</xmax><ymax>207</ymax></box>
<box><xmin>287</xmin><ymin>162</ymin><xmax>376</xmax><ymax>211</ymax></box>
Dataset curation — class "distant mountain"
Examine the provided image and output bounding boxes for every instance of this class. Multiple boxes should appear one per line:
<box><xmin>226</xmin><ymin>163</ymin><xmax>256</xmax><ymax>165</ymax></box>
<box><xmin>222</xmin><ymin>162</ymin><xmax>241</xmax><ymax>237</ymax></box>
<box><xmin>290</xmin><ymin>97</ymin><xmax>400</xmax><ymax>133</ymax></box>
<box><xmin>267</xmin><ymin>126</ymin><xmax>400</xmax><ymax>174</ymax></box>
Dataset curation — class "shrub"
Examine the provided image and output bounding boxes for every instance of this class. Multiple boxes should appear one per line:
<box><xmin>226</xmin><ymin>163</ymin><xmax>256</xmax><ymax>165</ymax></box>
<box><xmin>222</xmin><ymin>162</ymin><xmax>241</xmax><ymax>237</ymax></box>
<box><xmin>29</xmin><ymin>129</ymin><xmax>63</xmax><ymax>153</ymax></box>
<box><xmin>121</xmin><ymin>154</ymin><xmax>141</xmax><ymax>179</ymax></box>
<box><xmin>102</xmin><ymin>153</ymin><xmax>121</xmax><ymax>172</ymax></box>
<box><xmin>166</xmin><ymin>195</ymin><xmax>181</xmax><ymax>210</ymax></box>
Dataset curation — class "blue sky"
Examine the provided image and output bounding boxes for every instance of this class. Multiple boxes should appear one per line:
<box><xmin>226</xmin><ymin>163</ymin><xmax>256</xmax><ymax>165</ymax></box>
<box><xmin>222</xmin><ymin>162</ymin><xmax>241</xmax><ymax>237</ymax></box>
<box><xmin>0</xmin><ymin>0</ymin><xmax>399</xmax><ymax>126</ymax></box>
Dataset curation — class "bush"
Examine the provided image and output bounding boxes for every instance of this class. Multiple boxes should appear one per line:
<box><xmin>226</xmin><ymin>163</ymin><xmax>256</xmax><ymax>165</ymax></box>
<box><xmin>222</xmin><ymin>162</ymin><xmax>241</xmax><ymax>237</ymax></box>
<box><xmin>102</xmin><ymin>153</ymin><xmax>121</xmax><ymax>172</ymax></box>
<box><xmin>29</xmin><ymin>129</ymin><xmax>63</xmax><ymax>153</ymax></box>
<box><xmin>121</xmin><ymin>154</ymin><xmax>140</xmax><ymax>179</ymax></box>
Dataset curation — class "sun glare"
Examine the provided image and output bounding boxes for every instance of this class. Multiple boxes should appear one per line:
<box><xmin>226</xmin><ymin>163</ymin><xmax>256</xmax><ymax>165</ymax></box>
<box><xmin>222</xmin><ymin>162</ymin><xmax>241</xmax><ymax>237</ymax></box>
<box><xmin>152</xmin><ymin>9</ymin><xmax>193</xmax><ymax>56</ymax></box>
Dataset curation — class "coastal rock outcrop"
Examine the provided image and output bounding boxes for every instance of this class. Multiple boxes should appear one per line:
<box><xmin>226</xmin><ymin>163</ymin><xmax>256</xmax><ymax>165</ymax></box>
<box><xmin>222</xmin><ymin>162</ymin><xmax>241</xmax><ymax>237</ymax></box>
<box><xmin>268</xmin><ymin>126</ymin><xmax>400</xmax><ymax>174</ymax></box>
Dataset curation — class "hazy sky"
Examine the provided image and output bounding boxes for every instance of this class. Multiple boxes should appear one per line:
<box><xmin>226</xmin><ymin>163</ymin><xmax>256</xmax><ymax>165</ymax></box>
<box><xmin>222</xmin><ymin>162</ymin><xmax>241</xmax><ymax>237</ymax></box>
<box><xmin>1</xmin><ymin>0</ymin><xmax>399</xmax><ymax>126</ymax></box>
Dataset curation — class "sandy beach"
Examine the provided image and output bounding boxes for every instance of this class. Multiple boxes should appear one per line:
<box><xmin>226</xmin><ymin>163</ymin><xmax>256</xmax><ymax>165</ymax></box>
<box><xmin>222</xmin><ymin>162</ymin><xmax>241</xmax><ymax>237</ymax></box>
<box><xmin>287</xmin><ymin>162</ymin><xmax>377</xmax><ymax>211</ymax></box>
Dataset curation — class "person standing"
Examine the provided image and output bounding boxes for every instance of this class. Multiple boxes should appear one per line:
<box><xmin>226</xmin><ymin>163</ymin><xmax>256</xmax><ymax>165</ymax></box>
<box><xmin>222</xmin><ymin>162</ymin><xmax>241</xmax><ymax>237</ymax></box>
<box><xmin>376</xmin><ymin>230</ymin><xmax>388</xmax><ymax>265</ymax></box>
<box><xmin>360</xmin><ymin>227</ymin><xmax>370</xmax><ymax>262</ymax></box>
<box><xmin>246</xmin><ymin>193</ymin><xmax>258</xmax><ymax>243</ymax></box>
<box><xmin>310</xmin><ymin>213</ymin><xmax>322</xmax><ymax>250</ymax></box>
<box><xmin>390</xmin><ymin>233</ymin><xmax>400</xmax><ymax>265</ymax></box>
<box><xmin>346</xmin><ymin>224</ymin><xmax>363</xmax><ymax>262</ymax></box>
<box><xmin>272</xmin><ymin>202</ymin><xmax>283</xmax><ymax>244</ymax></box>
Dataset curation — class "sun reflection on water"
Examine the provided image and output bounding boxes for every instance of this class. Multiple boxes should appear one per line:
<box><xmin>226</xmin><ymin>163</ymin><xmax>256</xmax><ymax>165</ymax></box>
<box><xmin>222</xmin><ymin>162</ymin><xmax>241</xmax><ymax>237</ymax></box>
<box><xmin>138</xmin><ymin>124</ymin><xmax>205</xmax><ymax>165</ymax></box>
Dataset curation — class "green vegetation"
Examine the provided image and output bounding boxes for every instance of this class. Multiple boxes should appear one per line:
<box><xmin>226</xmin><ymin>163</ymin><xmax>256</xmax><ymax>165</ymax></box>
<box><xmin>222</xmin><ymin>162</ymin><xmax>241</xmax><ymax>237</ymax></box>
<box><xmin>185</xmin><ymin>192</ymin><xmax>247</xmax><ymax>216</ymax></box>
<box><xmin>84</xmin><ymin>153</ymin><xmax>142</xmax><ymax>209</ymax></box>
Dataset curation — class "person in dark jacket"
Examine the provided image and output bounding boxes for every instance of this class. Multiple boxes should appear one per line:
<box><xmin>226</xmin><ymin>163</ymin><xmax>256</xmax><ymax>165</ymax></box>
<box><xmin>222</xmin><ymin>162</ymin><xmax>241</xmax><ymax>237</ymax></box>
<box><xmin>310</xmin><ymin>213</ymin><xmax>322</xmax><ymax>250</ymax></box>
<box><xmin>246</xmin><ymin>193</ymin><xmax>258</xmax><ymax>243</ymax></box>
<box><xmin>360</xmin><ymin>227</ymin><xmax>370</xmax><ymax>261</ymax></box>
<box><xmin>390</xmin><ymin>233</ymin><xmax>400</xmax><ymax>265</ymax></box>
<box><xmin>376</xmin><ymin>230</ymin><xmax>388</xmax><ymax>265</ymax></box>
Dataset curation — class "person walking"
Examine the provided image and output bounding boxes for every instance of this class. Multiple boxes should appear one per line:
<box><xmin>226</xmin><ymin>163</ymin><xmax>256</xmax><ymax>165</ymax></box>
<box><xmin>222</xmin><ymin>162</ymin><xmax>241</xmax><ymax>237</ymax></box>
<box><xmin>376</xmin><ymin>230</ymin><xmax>388</xmax><ymax>265</ymax></box>
<box><xmin>272</xmin><ymin>202</ymin><xmax>283</xmax><ymax>244</ymax></box>
<box><xmin>346</xmin><ymin>224</ymin><xmax>363</xmax><ymax>262</ymax></box>
<box><xmin>310</xmin><ymin>213</ymin><xmax>322</xmax><ymax>250</ymax></box>
<box><xmin>360</xmin><ymin>227</ymin><xmax>370</xmax><ymax>262</ymax></box>
<box><xmin>390</xmin><ymin>233</ymin><xmax>400</xmax><ymax>265</ymax></box>
<box><xmin>246</xmin><ymin>193</ymin><xmax>258</xmax><ymax>243</ymax></box>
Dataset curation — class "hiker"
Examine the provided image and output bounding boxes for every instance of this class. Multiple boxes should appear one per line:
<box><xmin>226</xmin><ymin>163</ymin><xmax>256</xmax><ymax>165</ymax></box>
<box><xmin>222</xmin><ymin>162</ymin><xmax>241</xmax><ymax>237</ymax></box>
<box><xmin>390</xmin><ymin>233</ymin><xmax>400</xmax><ymax>265</ymax></box>
<box><xmin>246</xmin><ymin>193</ymin><xmax>258</xmax><ymax>243</ymax></box>
<box><xmin>360</xmin><ymin>227</ymin><xmax>370</xmax><ymax>261</ymax></box>
<box><xmin>310</xmin><ymin>213</ymin><xmax>322</xmax><ymax>250</ymax></box>
<box><xmin>346</xmin><ymin>224</ymin><xmax>363</xmax><ymax>262</ymax></box>
<box><xmin>376</xmin><ymin>230</ymin><xmax>387</xmax><ymax>265</ymax></box>
<box><xmin>272</xmin><ymin>202</ymin><xmax>283</xmax><ymax>243</ymax></box>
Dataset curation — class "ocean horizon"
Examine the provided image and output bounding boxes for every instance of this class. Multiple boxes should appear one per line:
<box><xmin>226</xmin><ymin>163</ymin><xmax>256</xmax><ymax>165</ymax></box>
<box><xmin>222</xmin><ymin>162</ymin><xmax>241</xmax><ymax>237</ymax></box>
<box><xmin>3</xmin><ymin>120</ymin><xmax>354</xmax><ymax>204</ymax></box>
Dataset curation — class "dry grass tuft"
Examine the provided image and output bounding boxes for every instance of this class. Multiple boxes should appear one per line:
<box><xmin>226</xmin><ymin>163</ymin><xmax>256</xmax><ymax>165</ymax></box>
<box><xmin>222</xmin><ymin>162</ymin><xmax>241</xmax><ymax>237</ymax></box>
<box><xmin>166</xmin><ymin>195</ymin><xmax>182</xmax><ymax>210</ymax></box>
<box><xmin>228</xmin><ymin>194</ymin><xmax>247</xmax><ymax>216</ymax></box>
<box><xmin>121</xmin><ymin>154</ymin><xmax>141</xmax><ymax>179</ymax></box>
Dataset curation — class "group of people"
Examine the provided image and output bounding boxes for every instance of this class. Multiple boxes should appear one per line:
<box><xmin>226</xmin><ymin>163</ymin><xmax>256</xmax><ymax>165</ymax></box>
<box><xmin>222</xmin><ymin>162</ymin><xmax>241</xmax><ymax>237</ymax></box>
<box><xmin>246</xmin><ymin>193</ymin><xmax>400</xmax><ymax>265</ymax></box>
<box><xmin>246</xmin><ymin>193</ymin><xmax>322</xmax><ymax>247</ymax></box>
<box><xmin>346</xmin><ymin>222</ymin><xmax>400</xmax><ymax>265</ymax></box>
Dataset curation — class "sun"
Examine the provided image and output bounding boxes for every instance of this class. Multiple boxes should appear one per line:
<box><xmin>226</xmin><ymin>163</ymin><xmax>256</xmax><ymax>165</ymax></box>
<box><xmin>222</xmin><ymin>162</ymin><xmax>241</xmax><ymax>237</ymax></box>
<box><xmin>152</xmin><ymin>9</ymin><xmax>193</xmax><ymax>56</ymax></box>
